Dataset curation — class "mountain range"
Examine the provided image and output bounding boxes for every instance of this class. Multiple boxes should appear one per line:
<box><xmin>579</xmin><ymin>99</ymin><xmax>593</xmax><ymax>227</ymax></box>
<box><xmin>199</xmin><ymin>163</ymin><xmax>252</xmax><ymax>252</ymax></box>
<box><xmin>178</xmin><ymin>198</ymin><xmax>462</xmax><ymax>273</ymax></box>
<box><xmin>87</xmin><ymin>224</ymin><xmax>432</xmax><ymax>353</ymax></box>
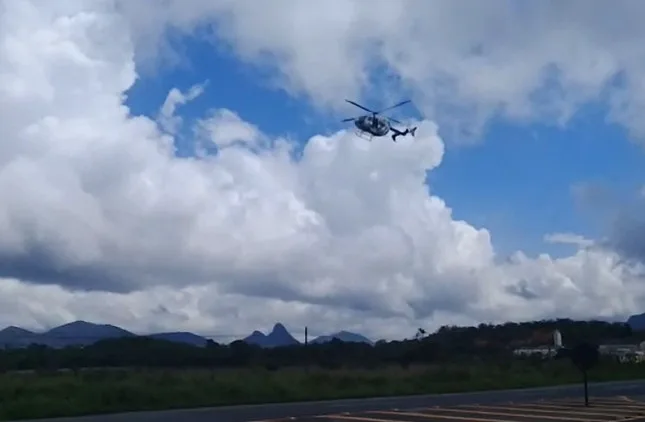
<box><xmin>0</xmin><ymin>321</ymin><xmax>372</xmax><ymax>349</ymax></box>
<box><xmin>3</xmin><ymin>312</ymin><xmax>643</xmax><ymax>350</ymax></box>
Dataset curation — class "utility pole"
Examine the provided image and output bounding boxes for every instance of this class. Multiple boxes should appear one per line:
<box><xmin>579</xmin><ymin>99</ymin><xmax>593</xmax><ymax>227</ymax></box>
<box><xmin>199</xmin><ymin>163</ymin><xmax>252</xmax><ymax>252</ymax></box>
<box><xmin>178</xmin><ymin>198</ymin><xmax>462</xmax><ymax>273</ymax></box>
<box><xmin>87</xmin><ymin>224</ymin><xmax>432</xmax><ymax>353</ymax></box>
<box><xmin>304</xmin><ymin>326</ymin><xmax>309</xmax><ymax>371</ymax></box>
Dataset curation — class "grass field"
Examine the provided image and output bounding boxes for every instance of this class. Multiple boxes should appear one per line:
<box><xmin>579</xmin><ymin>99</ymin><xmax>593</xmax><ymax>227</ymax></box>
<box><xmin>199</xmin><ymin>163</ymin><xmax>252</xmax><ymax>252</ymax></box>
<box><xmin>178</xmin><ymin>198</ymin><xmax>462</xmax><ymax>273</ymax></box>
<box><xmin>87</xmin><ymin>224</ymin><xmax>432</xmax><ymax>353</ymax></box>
<box><xmin>1</xmin><ymin>361</ymin><xmax>645</xmax><ymax>420</ymax></box>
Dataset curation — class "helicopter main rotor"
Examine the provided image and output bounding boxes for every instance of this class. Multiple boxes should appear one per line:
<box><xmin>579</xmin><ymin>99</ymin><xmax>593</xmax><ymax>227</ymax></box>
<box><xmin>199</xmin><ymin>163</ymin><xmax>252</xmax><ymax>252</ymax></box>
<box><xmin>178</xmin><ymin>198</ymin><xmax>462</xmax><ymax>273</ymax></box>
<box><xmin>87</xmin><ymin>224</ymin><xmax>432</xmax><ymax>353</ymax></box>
<box><xmin>342</xmin><ymin>99</ymin><xmax>411</xmax><ymax>123</ymax></box>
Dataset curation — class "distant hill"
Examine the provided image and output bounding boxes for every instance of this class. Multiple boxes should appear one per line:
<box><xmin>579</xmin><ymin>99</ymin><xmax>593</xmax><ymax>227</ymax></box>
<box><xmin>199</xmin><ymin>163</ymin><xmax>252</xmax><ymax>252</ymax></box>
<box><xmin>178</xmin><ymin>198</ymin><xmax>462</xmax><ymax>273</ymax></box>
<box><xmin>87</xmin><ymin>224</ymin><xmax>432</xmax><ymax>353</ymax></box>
<box><xmin>243</xmin><ymin>323</ymin><xmax>300</xmax><ymax>348</ymax></box>
<box><xmin>0</xmin><ymin>321</ymin><xmax>210</xmax><ymax>349</ymax></box>
<box><xmin>243</xmin><ymin>330</ymin><xmax>268</xmax><ymax>346</ymax></box>
<box><xmin>241</xmin><ymin>325</ymin><xmax>372</xmax><ymax>347</ymax></box>
<box><xmin>44</xmin><ymin>321</ymin><xmax>135</xmax><ymax>347</ymax></box>
<box><xmin>0</xmin><ymin>326</ymin><xmax>39</xmax><ymax>348</ymax></box>
<box><xmin>147</xmin><ymin>332</ymin><xmax>208</xmax><ymax>347</ymax></box>
<box><xmin>0</xmin><ymin>320</ymin><xmax>372</xmax><ymax>350</ymax></box>
<box><xmin>627</xmin><ymin>313</ymin><xmax>645</xmax><ymax>331</ymax></box>
<box><xmin>311</xmin><ymin>330</ymin><xmax>372</xmax><ymax>345</ymax></box>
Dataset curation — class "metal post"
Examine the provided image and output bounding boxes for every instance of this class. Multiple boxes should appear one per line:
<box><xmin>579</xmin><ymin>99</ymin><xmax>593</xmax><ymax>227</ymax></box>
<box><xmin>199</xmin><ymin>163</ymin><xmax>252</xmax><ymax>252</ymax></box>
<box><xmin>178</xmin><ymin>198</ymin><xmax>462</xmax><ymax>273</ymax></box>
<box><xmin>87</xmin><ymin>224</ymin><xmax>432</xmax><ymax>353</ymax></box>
<box><xmin>304</xmin><ymin>326</ymin><xmax>309</xmax><ymax>371</ymax></box>
<box><xmin>583</xmin><ymin>370</ymin><xmax>589</xmax><ymax>407</ymax></box>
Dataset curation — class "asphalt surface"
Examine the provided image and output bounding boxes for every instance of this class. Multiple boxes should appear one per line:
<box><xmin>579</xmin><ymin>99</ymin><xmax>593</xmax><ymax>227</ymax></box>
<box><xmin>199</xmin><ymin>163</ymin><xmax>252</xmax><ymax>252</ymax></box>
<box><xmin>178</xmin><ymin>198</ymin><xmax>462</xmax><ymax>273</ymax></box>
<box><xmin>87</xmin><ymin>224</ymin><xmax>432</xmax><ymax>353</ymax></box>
<box><xmin>14</xmin><ymin>379</ymin><xmax>645</xmax><ymax>422</ymax></box>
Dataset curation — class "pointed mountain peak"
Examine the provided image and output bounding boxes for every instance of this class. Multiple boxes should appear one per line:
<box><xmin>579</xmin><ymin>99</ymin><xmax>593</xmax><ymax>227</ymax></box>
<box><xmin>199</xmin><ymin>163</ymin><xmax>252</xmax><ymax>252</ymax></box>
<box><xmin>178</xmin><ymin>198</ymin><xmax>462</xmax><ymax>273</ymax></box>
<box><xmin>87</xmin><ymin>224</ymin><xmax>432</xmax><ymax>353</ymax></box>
<box><xmin>266</xmin><ymin>322</ymin><xmax>299</xmax><ymax>347</ymax></box>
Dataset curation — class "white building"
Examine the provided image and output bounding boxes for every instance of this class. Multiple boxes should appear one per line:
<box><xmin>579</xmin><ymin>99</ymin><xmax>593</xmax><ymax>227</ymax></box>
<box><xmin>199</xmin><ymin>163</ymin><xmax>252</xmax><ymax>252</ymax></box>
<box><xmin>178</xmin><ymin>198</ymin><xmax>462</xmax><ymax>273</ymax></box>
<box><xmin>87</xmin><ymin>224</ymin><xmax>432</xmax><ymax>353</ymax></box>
<box><xmin>553</xmin><ymin>329</ymin><xmax>563</xmax><ymax>349</ymax></box>
<box><xmin>512</xmin><ymin>346</ymin><xmax>557</xmax><ymax>358</ymax></box>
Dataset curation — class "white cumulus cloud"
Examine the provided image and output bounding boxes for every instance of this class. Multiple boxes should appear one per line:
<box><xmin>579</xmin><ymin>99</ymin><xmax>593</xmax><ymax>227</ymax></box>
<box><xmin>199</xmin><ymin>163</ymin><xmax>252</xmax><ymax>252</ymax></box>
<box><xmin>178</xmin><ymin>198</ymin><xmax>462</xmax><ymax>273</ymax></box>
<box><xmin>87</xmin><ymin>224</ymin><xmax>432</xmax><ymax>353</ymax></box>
<box><xmin>119</xmin><ymin>0</ymin><xmax>645</xmax><ymax>143</ymax></box>
<box><xmin>0</xmin><ymin>0</ymin><xmax>644</xmax><ymax>342</ymax></box>
<box><xmin>158</xmin><ymin>82</ymin><xmax>207</xmax><ymax>135</ymax></box>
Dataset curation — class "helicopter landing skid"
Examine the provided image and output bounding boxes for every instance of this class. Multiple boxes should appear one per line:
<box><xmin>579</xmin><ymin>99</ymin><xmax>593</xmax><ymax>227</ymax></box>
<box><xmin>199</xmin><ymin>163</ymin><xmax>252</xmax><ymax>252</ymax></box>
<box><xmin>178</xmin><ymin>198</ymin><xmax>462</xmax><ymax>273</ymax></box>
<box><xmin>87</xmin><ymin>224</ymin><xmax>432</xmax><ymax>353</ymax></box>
<box><xmin>354</xmin><ymin>129</ymin><xmax>373</xmax><ymax>141</ymax></box>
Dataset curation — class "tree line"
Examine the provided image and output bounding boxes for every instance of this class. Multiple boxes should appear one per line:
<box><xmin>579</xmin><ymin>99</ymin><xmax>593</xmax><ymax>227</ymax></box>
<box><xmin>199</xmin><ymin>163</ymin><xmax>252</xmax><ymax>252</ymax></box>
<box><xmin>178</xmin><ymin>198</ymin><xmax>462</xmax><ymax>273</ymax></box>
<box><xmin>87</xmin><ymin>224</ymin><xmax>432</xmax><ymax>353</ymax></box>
<box><xmin>0</xmin><ymin>319</ymin><xmax>638</xmax><ymax>372</ymax></box>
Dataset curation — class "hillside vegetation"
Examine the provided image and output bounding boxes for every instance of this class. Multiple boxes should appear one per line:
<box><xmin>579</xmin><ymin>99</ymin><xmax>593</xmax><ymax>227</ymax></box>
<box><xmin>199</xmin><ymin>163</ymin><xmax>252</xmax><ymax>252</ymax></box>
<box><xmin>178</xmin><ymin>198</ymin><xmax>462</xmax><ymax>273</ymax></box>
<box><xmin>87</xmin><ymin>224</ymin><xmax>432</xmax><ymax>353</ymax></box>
<box><xmin>0</xmin><ymin>318</ymin><xmax>642</xmax><ymax>420</ymax></box>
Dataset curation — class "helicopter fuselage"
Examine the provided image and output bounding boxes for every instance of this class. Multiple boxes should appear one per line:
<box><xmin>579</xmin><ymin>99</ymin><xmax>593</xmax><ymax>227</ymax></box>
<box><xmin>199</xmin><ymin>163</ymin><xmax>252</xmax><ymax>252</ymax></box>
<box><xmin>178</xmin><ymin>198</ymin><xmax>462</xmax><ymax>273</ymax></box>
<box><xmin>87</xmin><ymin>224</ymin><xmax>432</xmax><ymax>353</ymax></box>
<box><xmin>355</xmin><ymin>115</ymin><xmax>390</xmax><ymax>137</ymax></box>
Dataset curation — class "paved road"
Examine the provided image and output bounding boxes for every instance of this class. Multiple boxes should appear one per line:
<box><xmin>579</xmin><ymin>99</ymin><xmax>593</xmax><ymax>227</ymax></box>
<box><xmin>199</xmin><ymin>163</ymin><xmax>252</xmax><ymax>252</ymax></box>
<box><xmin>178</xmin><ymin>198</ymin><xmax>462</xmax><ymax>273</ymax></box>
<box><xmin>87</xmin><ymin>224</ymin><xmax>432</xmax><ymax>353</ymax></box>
<box><xmin>15</xmin><ymin>379</ymin><xmax>645</xmax><ymax>422</ymax></box>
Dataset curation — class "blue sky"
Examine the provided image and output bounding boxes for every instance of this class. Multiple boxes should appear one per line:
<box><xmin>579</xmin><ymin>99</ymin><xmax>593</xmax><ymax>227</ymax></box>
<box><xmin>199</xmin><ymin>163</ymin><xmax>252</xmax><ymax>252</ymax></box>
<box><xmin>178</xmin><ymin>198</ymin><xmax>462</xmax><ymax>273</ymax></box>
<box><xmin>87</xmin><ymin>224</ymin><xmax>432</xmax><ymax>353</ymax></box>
<box><xmin>9</xmin><ymin>1</ymin><xmax>645</xmax><ymax>338</ymax></box>
<box><xmin>125</xmin><ymin>36</ymin><xmax>645</xmax><ymax>259</ymax></box>
<box><xmin>433</xmin><ymin>104</ymin><xmax>645</xmax><ymax>257</ymax></box>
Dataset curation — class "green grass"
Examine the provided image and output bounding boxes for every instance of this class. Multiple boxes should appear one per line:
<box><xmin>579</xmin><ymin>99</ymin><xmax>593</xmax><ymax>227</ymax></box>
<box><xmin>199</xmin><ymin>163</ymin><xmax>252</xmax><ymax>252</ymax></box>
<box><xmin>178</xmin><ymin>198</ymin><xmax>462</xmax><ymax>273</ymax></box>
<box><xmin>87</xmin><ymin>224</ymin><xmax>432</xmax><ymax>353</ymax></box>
<box><xmin>1</xmin><ymin>361</ymin><xmax>644</xmax><ymax>420</ymax></box>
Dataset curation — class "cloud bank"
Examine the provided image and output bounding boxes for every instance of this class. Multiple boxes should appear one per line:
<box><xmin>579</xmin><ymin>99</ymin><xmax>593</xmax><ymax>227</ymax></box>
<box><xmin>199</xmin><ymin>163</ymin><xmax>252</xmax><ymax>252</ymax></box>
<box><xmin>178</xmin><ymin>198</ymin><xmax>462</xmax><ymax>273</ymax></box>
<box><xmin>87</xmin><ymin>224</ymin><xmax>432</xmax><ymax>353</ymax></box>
<box><xmin>1</xmin><ymin>1</ymin><xmax>644</xmax><ymax>341</ymax></box>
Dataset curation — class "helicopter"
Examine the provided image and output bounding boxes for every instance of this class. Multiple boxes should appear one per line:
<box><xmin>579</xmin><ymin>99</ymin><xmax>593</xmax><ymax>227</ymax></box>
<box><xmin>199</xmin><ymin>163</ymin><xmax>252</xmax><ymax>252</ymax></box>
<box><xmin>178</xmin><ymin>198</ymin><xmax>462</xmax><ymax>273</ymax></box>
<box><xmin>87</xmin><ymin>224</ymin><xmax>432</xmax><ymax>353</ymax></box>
<box><xmin>342</xmin><ymin>99</ymin><xmax>417</xmax><ymax>142</ymax></box>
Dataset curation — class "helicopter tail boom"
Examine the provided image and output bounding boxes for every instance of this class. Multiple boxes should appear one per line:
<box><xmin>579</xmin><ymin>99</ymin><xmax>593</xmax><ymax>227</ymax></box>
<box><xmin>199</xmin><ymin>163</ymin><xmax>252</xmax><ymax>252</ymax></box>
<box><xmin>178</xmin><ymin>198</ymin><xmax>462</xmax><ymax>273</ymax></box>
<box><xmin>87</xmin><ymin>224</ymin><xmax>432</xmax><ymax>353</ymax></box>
<box><xmin>390</xmin><ymin>126</ymin><xmax>418</xmax><ymax>142</ymax></box>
